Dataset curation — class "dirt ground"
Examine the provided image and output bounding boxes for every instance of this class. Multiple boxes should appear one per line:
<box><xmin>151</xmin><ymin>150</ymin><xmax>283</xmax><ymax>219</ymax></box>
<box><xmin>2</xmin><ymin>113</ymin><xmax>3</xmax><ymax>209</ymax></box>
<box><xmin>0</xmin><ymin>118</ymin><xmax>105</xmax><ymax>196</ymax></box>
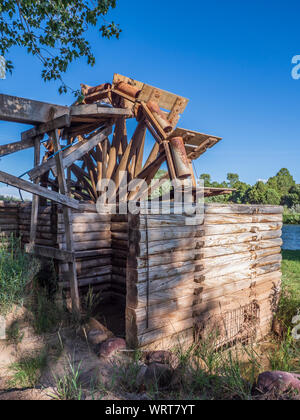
<box><xmin>0</xmin><ymin>305</ymin><xmax>128</xmax><ymax>400</ymax></box>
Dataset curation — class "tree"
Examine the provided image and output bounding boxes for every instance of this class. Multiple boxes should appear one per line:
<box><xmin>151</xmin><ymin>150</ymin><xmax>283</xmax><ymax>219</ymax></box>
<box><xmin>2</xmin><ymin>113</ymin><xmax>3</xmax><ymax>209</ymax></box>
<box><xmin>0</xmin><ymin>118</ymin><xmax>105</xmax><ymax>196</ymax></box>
<box><xmin>267</xmin><ymin>168</ymin><xmax>295</xmax><ymax>197</ymax></box>
<box><xmin>0</xmin><ymin>0</ymin><xmax>120</xmax><ymax>94</ymax></box>
<box><xmin>230</xmin><ymin>181</ymin><xmax>251</xmax><ymax>204</ymax></box>
<box><xmin>247</xmin><ymin>181</ymin><xmax>281</xmax><ymax>205</ymax></box>
<box><xmin>281</xmin><ymin>185</ymin><xmax>300</xmax><ymax>208</ymax></box>
<box><xmin>200</xmin><ymin>174</ymin><xmax>211</xmax><ymax>187</ymax></box>
<box><xmin>227</xmin><ymin>173</ymin><xmax>239</xmax><ymax>188</ymax></box>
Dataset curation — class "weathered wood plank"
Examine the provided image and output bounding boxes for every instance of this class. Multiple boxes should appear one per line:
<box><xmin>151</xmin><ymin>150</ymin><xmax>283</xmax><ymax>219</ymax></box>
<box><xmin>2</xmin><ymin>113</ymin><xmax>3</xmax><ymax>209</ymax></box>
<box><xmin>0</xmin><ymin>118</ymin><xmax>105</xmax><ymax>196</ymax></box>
<box><xmin>70</xmin><ymin>105</ymin><xmax>132</xmax><ymax>118</ymax></box>
<box><xmin>52</xmin><ymin>129</ymin><xmax>80</xmax><ymax>313</ymax></box>
<box><xmin>25</xmin><ymin>244</ymin><xmax>74</xmax><ymax>262</ymax></box>
<box><xmin>28</xmin><ymin>126</ymin><xmax>112</xmax><ymax>180</ymax></box>
<box><xmin>0</xmin><ymin>94</ymin><xmax>69</xmax><ymax>124</ymax></box>
<box><xmin>21</xmin><ymin>114</ymin><xmax>71</xmax><ymax>141</ymax></box>
<box><xmin>0</xmin><ymin>138</ymin><xmax>35</xmax><ymax>157</ymax></box>
<box><xmin>0</xmin><ymin>170</ymin><xmax>79</xmax><ymax>209</ymax></box>
<box><xmin>204</xmin><ymin>204</ymin><xmax>284</xmax><ymax>215</ymax></box>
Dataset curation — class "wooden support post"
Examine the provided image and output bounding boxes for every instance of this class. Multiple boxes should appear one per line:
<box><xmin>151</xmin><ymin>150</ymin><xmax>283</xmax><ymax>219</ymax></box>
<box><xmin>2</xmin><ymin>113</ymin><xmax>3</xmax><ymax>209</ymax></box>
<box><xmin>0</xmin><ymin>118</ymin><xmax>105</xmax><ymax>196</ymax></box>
<box><xmin>30</xmin><ymin>136</ymin><xmax>41</xmax><ymax>245</ymax></box>
<box><xmin>51</xmin><ymin>129</ymin><xmax>80</xmax><ymax>315</ymax></box>
<box><xmin>162</xmin><ymin>140</ymin><xmax>177</xmax><ymax>182</ymax></box>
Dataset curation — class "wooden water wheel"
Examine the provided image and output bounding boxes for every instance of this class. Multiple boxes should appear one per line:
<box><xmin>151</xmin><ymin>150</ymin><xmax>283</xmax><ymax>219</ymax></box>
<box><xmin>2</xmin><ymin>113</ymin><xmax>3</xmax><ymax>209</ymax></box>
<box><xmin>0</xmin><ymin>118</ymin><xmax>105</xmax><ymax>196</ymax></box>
<box><xmin>35</xmin><ymin>73</ymin><xmax>225</xmax><ymax>205</ymax></box>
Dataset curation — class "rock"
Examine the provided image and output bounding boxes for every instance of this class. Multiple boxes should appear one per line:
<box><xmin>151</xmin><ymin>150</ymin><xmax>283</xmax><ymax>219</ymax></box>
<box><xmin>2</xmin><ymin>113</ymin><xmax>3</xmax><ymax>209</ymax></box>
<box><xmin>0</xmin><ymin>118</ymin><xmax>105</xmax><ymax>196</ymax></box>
<box><xmin>143</xmin><ymin>363</ymin><xmax>174</xmax><ymax>389</ymax></box>
<box><xmin>80</xmin><ymin>318</ymin><xmax>114</xmax><ymax>345</ymax></box>
<box><xmin>256</xmin><ymin>371</ymin><xmax>300</xmax><ymax>394</ymax></box>
<box><xmin>84</xmin><ymin>318</ymin><xmax>114</xmax><ymax>336</ymax></box>
<box><xmin>87</xmin><ymin>329</ymin><xmax>108</xmax><ymax>346</ymax></box>
<box><xmin>145</xmin><ymin>350</ymin><xmax>179</xmax><ymax>369</ymax></box>
<box><xmin>136</xmin><ymin>365</ymin><xmax>148</xmax><ymax>388</ymax></box>
<box><xmin>98</xmin><ymin>338</ymin><xmax>126</xmax><ymax>358</ymax></box>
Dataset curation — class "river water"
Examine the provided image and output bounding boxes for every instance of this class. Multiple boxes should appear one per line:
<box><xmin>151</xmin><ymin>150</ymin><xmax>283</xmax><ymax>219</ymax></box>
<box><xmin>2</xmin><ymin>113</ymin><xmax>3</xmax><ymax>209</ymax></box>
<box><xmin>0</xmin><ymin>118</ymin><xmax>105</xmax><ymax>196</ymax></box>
<box><xmin>282</xmin><ymin>225</ymin><xmax>300</xmax><ymax>250</ymax></box>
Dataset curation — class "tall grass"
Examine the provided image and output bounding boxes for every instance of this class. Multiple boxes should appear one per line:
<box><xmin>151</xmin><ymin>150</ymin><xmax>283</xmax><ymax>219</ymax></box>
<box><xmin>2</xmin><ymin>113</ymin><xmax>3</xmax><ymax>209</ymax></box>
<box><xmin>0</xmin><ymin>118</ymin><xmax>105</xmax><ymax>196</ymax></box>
<box><xmin>9</xmin><ymin>352</ymin><xmax>47</xmax><ymax>388</ymax></box>
<box><xmin>0</xmin><ymin>235</ymin><xmax>41</xmax><ymax>315</ymax></box>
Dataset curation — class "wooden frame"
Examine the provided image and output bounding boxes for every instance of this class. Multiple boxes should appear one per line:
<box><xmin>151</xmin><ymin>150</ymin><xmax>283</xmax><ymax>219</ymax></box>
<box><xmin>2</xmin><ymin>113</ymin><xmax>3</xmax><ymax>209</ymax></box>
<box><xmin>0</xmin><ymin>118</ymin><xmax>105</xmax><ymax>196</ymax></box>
<box><xmin>0</xmin><ymin>75</ymin><xmax>226</xmax><ymax>315</ymax></box>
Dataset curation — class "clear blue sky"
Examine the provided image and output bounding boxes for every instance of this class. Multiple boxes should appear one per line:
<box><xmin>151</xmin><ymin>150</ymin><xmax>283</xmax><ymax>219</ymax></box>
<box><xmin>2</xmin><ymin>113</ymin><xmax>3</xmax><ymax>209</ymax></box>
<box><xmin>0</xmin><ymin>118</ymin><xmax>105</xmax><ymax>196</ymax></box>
<box><xmin>0</xmin><ymin>0</ymin><xmax>300</xmax><ymax>197</ymax></box>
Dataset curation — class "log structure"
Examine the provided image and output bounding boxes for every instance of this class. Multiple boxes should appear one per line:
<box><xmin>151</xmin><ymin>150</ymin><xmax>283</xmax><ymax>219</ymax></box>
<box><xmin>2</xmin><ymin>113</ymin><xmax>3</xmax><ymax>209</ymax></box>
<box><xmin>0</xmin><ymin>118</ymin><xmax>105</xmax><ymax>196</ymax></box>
<box><xmin>0</xmin><ymin>74</ymin><xmax>227</xmax><ymax>313</ymax></box>
<box><xmin>0</xmin><ymin>201</ymin><xmax>283</xmax><ymax>349</ymax></box>
<box><xmin>126</xmin><ymin>204</ymin><xmax>283</xmax><ymax>350</ymax></box>
<box><xmin>0</xmin><ymin>75</ymin><xmax>283</xmax><ymax>349</ymax></box>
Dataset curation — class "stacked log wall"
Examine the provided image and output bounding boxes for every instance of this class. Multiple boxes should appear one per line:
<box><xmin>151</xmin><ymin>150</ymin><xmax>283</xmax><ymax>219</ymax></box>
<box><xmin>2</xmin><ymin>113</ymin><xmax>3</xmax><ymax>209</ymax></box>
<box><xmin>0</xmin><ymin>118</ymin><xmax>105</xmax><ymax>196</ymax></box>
<box><xmin>0</xmin><ymin>201</ymin><xmax>20</xmax><ymax>244</ymax></box>
<box><xmin>194</xmin><ymin>204</ymin><xmax>283</xmax><ymax>344</ymax></box>
<box><xmin>57</xmin><ymin>203</ymin><xmax>112</xmax><ymax>294</ymax></box>
<box><xmin>111</xmin><ymin>214</ymin><xmax>128</xmax><ymax>302</ymax></box>
<box><xmin>126</xmin><ymin>204</ymin><xmax>283</xmax><ymax>350</ymax></box>
<box><xmin>126</xmin><ymin>209</ymin><xmax>197</xmax><ymax>350</ymax></box>
<box><xmin>18</xmin><ymin>202</ymin><xmax>57</xmax><ymax>248</ymax></box>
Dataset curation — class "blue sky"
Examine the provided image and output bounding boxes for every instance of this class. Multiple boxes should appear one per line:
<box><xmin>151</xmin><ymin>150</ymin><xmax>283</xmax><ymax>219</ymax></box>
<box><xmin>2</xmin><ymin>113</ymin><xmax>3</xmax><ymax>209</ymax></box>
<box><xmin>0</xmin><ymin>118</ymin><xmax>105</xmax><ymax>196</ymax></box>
<box><xmin>0</xmin><ymin>0</ymin><xmax>300</xmax><ymax>197</ymax></box>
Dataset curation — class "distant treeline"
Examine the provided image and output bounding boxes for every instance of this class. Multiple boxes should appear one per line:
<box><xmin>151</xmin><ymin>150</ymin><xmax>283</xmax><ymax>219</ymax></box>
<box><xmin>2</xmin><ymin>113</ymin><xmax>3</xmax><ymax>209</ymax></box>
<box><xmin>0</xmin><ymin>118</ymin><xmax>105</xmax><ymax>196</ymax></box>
<box><xmin>0</xmin><ymin>195</ymin><xmax>21</xmax><ymax>202</ymax></box>
<box><xmin>201</xmin><ymin>168</ymin><xmax>299</xmax><ymax>207</ymax></box>
<box><xmin>200</xmin><ymin>168</ymin><xmax>300</xmax><ymax>224</ymax></box>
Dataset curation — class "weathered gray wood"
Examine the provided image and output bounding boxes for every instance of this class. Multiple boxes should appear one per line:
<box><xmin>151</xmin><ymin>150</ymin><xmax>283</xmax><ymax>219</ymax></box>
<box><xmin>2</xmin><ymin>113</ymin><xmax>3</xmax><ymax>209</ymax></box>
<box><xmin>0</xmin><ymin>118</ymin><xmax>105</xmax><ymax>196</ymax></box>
<box><xmin>30</xmin><ymin>137</ymin><xmax>41</xmax><ymax>244</ymax></box>
<box><xmin>52</xmin><ymin>129</ymin><xmax>80</xmax><ymax>313</ymax></box>
<box><xmin>62</xmin><ymin>128</ymin><xmax>111</xmax><ymax>172</ymax></box>
<box><xmin>0</xmin><ymin>170</ymin><xmax>79</xmax><ymax>209</ymax></box>
<box><xmin>0</xmin><ymin>94</ymin><xmax>69</xmax><ymax>124</ymax></box>
<box><xmin>70</xmin><ymin>104</ymin><xmax>132</xmax><ymax>118</ymax></box>
<box><xmin>21</xmin><ymin>114</ymin><xmax>71</xmax><ymax>141</ymax></box>
<box><xmin>25</xmin><ymin>244</ymin><xmax>74</xmax><ymax>262</ymax></box>
<box><xmin>204</xmin><ymin>204</ymin><xmax>284</xmax><ymax>215</ymax></box>
<box><xmin>28</xmin><ymin>126</ymin><xmax>112</xmax><ymax>180</ymax></box>
<box><xmin>0</xmin><ymin>138</ymin><xmax>35</xmax><ymax>157</ymax></box>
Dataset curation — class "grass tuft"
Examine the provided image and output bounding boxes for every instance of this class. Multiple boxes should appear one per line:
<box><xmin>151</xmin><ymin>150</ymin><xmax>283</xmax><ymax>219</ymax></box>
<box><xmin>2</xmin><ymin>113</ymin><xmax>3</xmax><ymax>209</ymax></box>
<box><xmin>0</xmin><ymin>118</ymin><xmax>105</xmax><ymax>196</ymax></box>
<box><xmin>0</xmin><ymin>235</ymin><xmax>41</xmax><ymax>315</ymax></box>
<box><xmin>52</xmin><ymin>357</ymin><xmax>84</xmax><ymax>400</ymax></box>
<box><xmin>8</xmin><ymin>352</ymin><xmax>47</xmax><ymax>388</ymax></box>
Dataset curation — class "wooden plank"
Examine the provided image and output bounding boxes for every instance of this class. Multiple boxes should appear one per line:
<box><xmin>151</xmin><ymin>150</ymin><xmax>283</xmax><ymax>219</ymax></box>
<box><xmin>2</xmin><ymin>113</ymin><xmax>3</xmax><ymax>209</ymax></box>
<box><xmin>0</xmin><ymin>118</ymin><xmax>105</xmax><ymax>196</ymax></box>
<box><xmin>62</xmin><ymin>128</ymin><xmax>112</xmax><ymax>171</ymax></box>
<box><xmin>0</xmin><ymin>138</ymin><xmax>35</xmax><ymax>157</ymax></box>
<box><xmin>30</xmin><ymin>137</ymin><xmax>41</xmax><ymax>244</ymax></box>
<box><xmin>52</xmin><ymin>129</ymin><xmax>80</xmax><ymax>313</ymax></box>
<box><xmin>25</xmin><ymin>244</ymin><xmax>74</xmax><ymax>262</ymax></box>
<box><xmin>0</xmin><ymin>94</ymin><xmax>69</xmax><ymax>124</ymax></box>
<box><xmin>204</xmin><ymin>204</ymin><xmax>284</xmax><ymax>215</ymax></box>
<box><xmin>28</xmin><ymin>126</ymin><xmax>112</xmax><ymax>180</ymax></box>
<box><xmin>21</xmin><ymin>114</ymin><xmax>71</xmax><ymax>141</ymax></box>
<box><xmin>113</xmin><ymin>74</ymin><xmax>189</xmax><ymax>112</ymax></box>
<box><xmin>0</xmin><ymin>170</ymin><xmax>79</xmax><ymax>209</ymax></box>
<box><xmin>70</xmin><ymin>104</ymin><xmax>132</xmax><ymax>118</ymax></box>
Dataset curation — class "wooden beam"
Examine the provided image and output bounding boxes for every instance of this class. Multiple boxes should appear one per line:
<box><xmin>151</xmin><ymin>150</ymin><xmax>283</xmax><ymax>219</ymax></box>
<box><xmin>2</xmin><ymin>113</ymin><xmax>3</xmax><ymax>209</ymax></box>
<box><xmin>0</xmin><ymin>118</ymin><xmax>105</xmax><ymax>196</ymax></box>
<box><xmin>128</xmin><ymin>153</ymin><xmax>166</xmax><ymax>201</ymax></box>
<box><xmin>0</xmin><ymin>170</ymin><xmax>79</xmax><ymax>209</ymax></box>
<box><xmin>70</xmin><ymin>104</ymin><xmax>132</xmax><ymax>119</ymax></box>
<box><xmin>0</xmin><ymin>94</ymin><xmax>69</xmax><ymax>124</ymax></box>
<box><xmin>62</xmin><ymin>128</ymin><xmax>111</xmax><ymax>173</ymax></box>
<box><xmin>52</xmin><ymin>129</ymin><xmax>80</xmax><ymax>314</ymax></box>
<box><xmin>110</xmin><ymin>121</ymin><xmax>147</xmax><ymax>200</ymax></box>
<box><xmin>0</xmin><ymin>138</ymin><xmax>35</xmax><ymax>157</ymax></box>
<box><xmin>143</xmin><ymin>142</ymin><xmax>160</xmax><ymax>170</ymax></box>
<box><xmin>21</xmin><ymin>114</ymin><xmax>71</xmax><ymax>141</ymax></box>
<box><xmin>25</xmin><ymin>244</ymin><xmax>74</xmax><ymax>262</ymax></box>
<box><xmin>28</xmin><ymin>126</ymin><xmax>112</xmax><ymax>180</ymax></box>
<box><xmin>30</xmin><ymin>137</ymin><xmax>41</xmax><ymax>245</ymax></box>
<box><xmin>134</xmin><ymin>125</ymin><xmax>146</xmax><ymax>177</ymax></box>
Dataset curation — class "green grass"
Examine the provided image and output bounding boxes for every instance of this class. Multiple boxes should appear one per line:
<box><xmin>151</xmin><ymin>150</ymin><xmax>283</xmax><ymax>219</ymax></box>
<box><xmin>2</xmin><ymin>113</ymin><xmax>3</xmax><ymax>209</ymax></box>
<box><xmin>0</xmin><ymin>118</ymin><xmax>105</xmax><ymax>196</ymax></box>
<box><xmin>6</xmin><ymin>321</ymin><xmax>24</xmax><ymax>345</ymax></box>
<box><xmin>8</xmin><ymin>352</ymin><xmax>47</xmax><ymax>388</ymax></box>
<box><xmin>266</xmin><ymin>250</ymin><xmax>300</xmax><ymax>373</ymax></box>
<box><xmin>279</xmin><ymin>250</ymin><xmax>300</xmax><ymax>327</ymax></box>
<box><xmin>283</xmin><ymin>211</ymin><xmax>300</xmax><ymax>225</ymax></box>
<box><xmin>52</xmin><ymin>357</ymin><xmax>84</xmax><ymax>401</ymax></box>
<box><xmin>0</xmin><ymin>235</ymin><xmax>41</xmax><ymax>315</ymax></box>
